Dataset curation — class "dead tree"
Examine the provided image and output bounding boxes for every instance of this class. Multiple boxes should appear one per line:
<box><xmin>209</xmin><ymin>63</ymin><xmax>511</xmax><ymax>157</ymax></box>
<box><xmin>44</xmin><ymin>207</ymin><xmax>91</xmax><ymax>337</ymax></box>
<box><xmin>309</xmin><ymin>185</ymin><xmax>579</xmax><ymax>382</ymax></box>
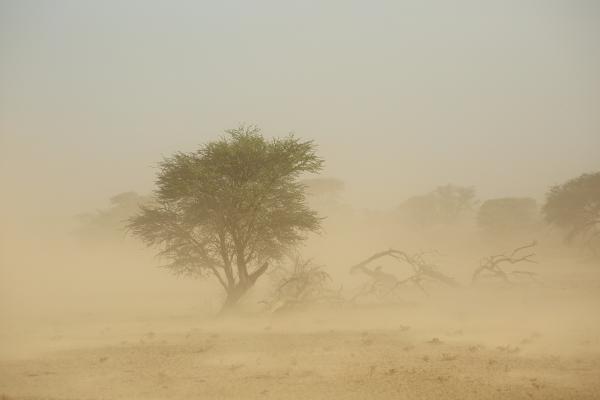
<box><xmin>472</xmin><ymin>241</ymin><xmax>538</xmax><ymax>285</ymax></box>
<box><xmin>263</xmin><ymin>255</ymin><xmax>344</xmax><ymax>313</ymax></box>
<box><xmin>350</xmin><ymin>264</ymin><xmax>403</xmax><ymax>301</ymax></box>
<box><xmin>349</xmin><ymin>249</ymin><xmax>459</xmax><ymax>301</ymax></box>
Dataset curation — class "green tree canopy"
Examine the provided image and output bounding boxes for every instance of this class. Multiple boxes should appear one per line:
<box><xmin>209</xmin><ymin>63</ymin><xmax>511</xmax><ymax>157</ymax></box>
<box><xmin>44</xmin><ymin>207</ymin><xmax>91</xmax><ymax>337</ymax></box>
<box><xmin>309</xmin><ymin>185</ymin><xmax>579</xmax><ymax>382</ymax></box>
<box><xmin>128</xmin><ymin>126</ymin><xmax>323</xmax><ymax>311</ymax></box>
<box><xmin>397</xmin><ymin>184</ymin><xmax>477</xmax><ymax>228</ymax></box>
<box><xmin>477</xmin><ymin>197</ymin><xmax>538</xmax><ymax>236</ymax></box>
<box><xmin>75</xmin><ymin>191</ymin><xmax>152</xmax><ymax>241</ymax></box>
<box><xmin>543</xmin><ymin>172</ymin><xmax>600</xmax><ymax>254</ymax></box>
<box><xmin>302</xmin><ymin>178</ymin><xmax>345</xmax><ymax>198</ymax></box>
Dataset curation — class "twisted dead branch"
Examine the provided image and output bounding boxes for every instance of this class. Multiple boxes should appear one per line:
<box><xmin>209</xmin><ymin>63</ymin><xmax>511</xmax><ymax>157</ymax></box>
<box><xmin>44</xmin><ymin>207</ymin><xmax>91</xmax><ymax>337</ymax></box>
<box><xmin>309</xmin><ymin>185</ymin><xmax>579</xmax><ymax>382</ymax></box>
<box><xmin>263</xmin><ymin>255</ymin><xmax>344</xmax><ymax>313</ymax></box>
<box><xmin>349</xmin><ymin>249</ymin><xmax>459</xmax><ymax>302</ymax></box>
<box><xmin>472</xmin><ymin>241</ymin><xmax>538</xmax><ymax>284</ymax></box>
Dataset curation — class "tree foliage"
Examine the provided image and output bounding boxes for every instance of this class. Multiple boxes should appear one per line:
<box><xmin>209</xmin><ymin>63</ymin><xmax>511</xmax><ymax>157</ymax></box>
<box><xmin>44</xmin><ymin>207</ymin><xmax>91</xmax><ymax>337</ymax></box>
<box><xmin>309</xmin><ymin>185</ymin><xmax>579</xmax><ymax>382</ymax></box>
<box><xmin>128</xmin><ymin>126</ymin><xmax>323</xmax><ymax>310</ymax></box>
<box><xmin>397</xmin><ymin>184</ymin><xmax>477</xmax><ymax>228</ymax></box>
<box><xmin>301</xmin><ymin>177</ymin><xmax>346</xmax><ymax>214</ymax></box>
<box><xmin>75</xmin><ymin>191</ymin><xmax>152</xmax><ymax>241</ymax></box>
<box><xmin>301</xmin><ymin>178</ymin><xmax>345</xmax><ymax>198</ymax></box>
<box><xmin>543</xmin><ymin>172</ymin><xmax>600</xmax><ymax>254</ymax></box>
<box><xmin>477</xmin><ymin>197</ymin><xmax>538</xmax><ymax>236</ymax></box>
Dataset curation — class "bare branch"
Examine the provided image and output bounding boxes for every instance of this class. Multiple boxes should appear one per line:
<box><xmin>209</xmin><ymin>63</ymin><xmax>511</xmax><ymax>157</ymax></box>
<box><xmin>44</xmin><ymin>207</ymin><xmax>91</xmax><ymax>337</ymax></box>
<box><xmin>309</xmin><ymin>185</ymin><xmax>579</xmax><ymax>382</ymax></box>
<box><xmin>472</xmin><ymin>242</ymin><xmax>539</xmax><ymax>285</ymax></box>
<box><xmin>349</xmin><ymin>248</ymin><xmax>459</xmax><ymax>303</ymax></box>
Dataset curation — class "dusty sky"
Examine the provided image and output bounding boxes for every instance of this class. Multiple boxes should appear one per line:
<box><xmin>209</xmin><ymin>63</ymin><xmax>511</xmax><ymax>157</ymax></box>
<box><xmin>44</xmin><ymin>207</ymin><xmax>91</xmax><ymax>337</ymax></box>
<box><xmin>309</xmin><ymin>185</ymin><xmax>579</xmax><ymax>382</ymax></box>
<box><xmin>1</xmin><ymin>0</ymin><xmax>599</xmax><ymax>222</ymax></box>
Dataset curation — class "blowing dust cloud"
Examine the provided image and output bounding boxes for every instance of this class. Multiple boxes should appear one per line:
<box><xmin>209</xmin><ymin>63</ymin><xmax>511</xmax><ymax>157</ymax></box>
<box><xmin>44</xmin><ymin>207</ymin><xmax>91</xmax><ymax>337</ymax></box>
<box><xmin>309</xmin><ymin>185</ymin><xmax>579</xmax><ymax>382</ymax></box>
<box><xmin>1</xmin><ymin>1</ymin><xmax>600</xmax><ymax>399</ymax></box>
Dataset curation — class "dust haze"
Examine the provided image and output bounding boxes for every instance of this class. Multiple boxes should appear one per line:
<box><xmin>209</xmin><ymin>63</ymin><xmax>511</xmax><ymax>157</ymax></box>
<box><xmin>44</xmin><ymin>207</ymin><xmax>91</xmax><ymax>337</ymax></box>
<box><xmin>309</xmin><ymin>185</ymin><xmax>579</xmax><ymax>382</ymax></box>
<box><xmin>1</xmin><ymin>1</ymin><xmax>600</xmax><ymax>399</ymax></box>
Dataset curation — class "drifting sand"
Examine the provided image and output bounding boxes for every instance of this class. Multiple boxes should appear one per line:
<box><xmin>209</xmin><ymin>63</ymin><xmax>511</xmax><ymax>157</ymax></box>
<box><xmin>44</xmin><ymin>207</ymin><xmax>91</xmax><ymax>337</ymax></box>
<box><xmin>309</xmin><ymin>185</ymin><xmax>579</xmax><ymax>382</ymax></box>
<box><xmin>2</xmin><ymin>281</ymin><xmax>600</xmax><ymax>400</ymax></box>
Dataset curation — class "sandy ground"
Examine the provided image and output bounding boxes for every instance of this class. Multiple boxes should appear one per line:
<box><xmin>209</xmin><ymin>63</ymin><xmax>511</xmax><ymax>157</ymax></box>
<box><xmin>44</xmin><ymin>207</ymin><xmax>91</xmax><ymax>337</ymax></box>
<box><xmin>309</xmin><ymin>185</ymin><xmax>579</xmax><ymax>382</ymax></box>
<box><xmin>1</xmin><ymin>248</ymin><xmax>600</xmax><ymax>400</ymax></box>
<box><xmin>2</xmin><ymin>282</ymin><xmax>600</xmax><ymax>400</ymax></box>
<box><xmin>1</xmin><ymin>328</ymin><xmax>599</xmax><ymax>400</ymax></box>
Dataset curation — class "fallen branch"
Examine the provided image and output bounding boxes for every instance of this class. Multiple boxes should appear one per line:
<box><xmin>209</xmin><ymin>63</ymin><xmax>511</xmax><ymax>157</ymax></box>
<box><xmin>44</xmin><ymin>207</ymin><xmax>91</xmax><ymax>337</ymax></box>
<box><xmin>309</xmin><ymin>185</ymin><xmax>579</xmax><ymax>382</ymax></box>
<box><xmin>263</xmin><ymin>254</ymin><xmax>344</xmax><ymax>313</ymax></box>
<box><xmin>472</xmin><ymin>241</ymin><xmax>538</xmax><ymax>285</ymax></box>
<box><xmin>349</xmin><ymin>249</ymin><xmax>459</xmax><ymax>302</ymax></box>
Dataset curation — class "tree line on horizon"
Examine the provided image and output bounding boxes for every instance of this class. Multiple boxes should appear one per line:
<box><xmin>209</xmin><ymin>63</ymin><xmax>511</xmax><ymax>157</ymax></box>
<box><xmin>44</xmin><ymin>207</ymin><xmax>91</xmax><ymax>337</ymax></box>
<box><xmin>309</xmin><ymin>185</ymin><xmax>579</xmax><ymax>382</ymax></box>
<box><xmin>74</xmin><ymin>126</ymin><xmax>599</xmax><ymax>311</ymax></box>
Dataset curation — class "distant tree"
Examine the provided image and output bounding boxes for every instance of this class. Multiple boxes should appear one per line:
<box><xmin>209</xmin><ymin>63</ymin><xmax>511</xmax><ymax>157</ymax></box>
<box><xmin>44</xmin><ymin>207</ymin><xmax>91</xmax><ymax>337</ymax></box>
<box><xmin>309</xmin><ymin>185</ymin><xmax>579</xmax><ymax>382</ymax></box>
<box><xmin>398</xmin><ymin>184</ymin><xmax>477</xmax><ymax>228</ymax></box>
<box><xmin>301</xmin><ymin>177</ymin><xmax>345</xmax><ymax>213</ymax></box>
<box><xmin>397</xmin><ymin>193</ymin><xmax>438</xmax><ymax>227</ymax></box>
<box><xmin>302</xmin><ymin>178</ymin><xmax>345</xmax><ymax>198</ymax></box>
<box><xmin>477</xmin><ymin>197</ymin><xmax>538</xmax><ymax>236</ymax></box>
<box><xmin>75</xmin><ymin>191</ymin><xmax>151</xmax><ymax>241</ymax></box>
<box><xmin>128</xmin><ymin>126</ymin><xmax>323</xmax><ymax>312</ymax></box>
<box><xmin>543</xmin><ymin>172</ymin><xmax>600</xmax><ymax>256</ymax></box>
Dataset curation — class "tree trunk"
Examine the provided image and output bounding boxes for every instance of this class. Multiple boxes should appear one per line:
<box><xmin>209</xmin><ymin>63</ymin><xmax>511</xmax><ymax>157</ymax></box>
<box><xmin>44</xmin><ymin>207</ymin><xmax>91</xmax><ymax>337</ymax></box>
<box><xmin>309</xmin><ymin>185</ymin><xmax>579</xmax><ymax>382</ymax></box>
<box><xmin>218</xmin><ymin>262</ymin><xmax>269</xmax><ymax>315</ymax></box>
<box><xmin>219</xmin><ymin>285</ymin><xmax>247</xmax><ymax>314</ymax></box>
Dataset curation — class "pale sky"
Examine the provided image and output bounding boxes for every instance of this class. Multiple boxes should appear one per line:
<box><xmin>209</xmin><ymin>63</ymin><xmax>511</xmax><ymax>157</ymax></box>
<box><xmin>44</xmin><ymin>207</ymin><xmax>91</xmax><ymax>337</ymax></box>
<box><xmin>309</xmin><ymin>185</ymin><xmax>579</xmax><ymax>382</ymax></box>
<box><xmin>1</xmin><ymin>0</ymin><xmax>599</xmax><ymax>220</ymax></box>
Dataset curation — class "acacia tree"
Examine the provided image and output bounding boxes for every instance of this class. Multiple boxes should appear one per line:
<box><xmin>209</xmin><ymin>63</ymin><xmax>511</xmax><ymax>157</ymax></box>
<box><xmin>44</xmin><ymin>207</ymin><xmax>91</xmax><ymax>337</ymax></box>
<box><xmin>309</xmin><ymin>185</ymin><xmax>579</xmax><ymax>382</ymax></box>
<box><xmin>397</xmin><ymin>184</ymin><xmax>477</xmax><ymax>228</ymax></box>
<box><xmin>543</xmin><ymin>172</ymin><xmax>600</xmax><ymax>256</ymax></box>
<box><xmin>76</xmin><ymin>191</ymin><xmax>152</xmax><ymax>241</ymax></box>
<box><xmin>128</xmin><ymin>126</ymin><xmax>323</xmax><ymax>312</ymax></box>
<box><xmin>477</xmin><ymin>197</ymin><xmax>538</xmax><ymax>236</ymax></box>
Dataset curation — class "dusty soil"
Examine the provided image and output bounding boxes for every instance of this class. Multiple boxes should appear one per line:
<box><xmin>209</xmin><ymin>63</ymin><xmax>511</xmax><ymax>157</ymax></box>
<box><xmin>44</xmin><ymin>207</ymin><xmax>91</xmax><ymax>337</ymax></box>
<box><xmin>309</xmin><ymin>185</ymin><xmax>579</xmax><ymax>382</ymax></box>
<box><xmin>2</xmin><ymin>252</ymin><xmax>600</xmax><ymax>400</ymax></box>
<box><xmin>1</xmin><ymin>330</ymin><xmax>600</xmax><ymax>400</ymax></box>
<box><xmin>1</xmin><ymin>290</ymin><xmax>600</xmax><ymax>400</ymax></box>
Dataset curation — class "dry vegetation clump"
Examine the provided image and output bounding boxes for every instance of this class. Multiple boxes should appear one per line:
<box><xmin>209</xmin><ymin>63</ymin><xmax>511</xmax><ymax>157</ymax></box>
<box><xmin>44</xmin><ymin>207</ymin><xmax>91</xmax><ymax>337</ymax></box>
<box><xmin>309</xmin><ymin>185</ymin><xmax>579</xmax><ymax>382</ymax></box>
<box><xmin>264</xmin><ymin>242</ymin><xmax>545</xmax><ymax>313</ymax></box>
<box><xmin>263</xmin><ymin>254</ymin><xmax>344</xmax><ymax>313</ymax></box>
